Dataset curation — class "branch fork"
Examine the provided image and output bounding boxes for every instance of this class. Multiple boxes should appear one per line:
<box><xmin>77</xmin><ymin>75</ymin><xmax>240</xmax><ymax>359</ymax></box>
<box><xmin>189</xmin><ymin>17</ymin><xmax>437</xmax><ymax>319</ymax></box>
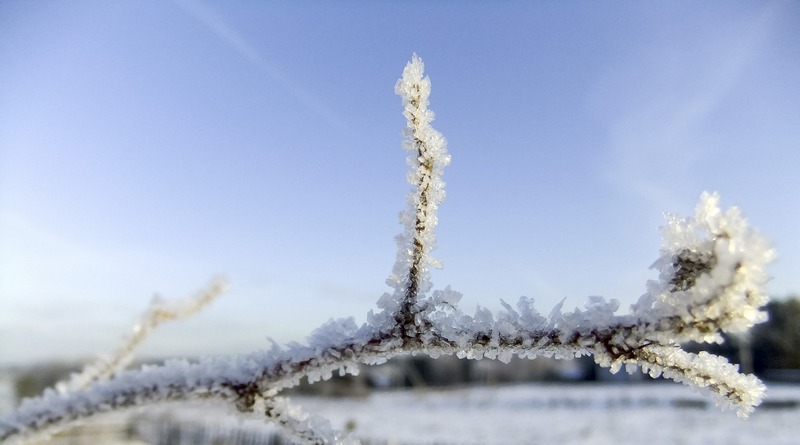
<box><xmin>0</xmin><ymin>55</ymin><xmax>773</xmax><ymax>444</ymax></box>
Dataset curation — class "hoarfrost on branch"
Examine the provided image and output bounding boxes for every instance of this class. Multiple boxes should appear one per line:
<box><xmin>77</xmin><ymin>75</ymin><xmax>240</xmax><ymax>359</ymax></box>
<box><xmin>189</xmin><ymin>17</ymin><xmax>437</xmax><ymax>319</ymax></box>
<box><xmin>0</xmin><ymin>55</ymin><xmax>774</xmax><ymax>444</ymax></box>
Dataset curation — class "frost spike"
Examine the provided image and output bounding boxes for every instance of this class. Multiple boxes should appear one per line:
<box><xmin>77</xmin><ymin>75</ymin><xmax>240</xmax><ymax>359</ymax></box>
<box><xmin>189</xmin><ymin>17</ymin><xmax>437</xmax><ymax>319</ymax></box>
<box><xmin>391</xmin><ymin>54</ymin><xmax>450</xmax><ymax>335</ymax></box>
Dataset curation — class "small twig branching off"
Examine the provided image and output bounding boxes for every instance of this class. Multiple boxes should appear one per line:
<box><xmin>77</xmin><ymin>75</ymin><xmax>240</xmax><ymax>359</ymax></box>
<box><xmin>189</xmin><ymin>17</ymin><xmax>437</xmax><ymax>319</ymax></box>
<box><xmin>55</xmin><ymin>277</ymin><xmax>228</xmax><ymax>394</ymax></box>
<box><xmin>0</xmin><ymin>54</ymin><xmax>774</xmax><ymax>444</ymax></box>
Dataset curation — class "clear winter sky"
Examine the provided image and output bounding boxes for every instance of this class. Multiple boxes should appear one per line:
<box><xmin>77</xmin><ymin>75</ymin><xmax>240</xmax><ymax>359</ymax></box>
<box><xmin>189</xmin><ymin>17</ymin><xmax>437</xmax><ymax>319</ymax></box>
<box><xmin>1</xmin><ymin>1</ymin><xmax>799</xmax><ymax>365</ymax></box>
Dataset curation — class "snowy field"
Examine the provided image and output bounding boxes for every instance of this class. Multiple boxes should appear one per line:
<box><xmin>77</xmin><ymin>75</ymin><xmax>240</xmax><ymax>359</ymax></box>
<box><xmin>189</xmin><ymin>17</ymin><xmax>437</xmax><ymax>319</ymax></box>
<box><xmin>295</xmin><ymin>383</ymin><xmax>800</xmax><ymax>445</ymax></box>
<box><xmin>129</xmin><ymin>383</ymin><xmax>800</xmax><ymax>445</ymax></box>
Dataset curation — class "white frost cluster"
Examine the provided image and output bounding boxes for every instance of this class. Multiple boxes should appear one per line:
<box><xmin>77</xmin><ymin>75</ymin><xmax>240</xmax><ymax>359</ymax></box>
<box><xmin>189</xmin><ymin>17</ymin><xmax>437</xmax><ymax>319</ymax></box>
<box><xmin>589</xmin><ymin>192</ymin><xmax>774</xmax><ymax>416</ymax></box>
<box><xmin>632</xmin><ymin>192</ymin><xmax>774</xmax><ymax>343</ymax></box>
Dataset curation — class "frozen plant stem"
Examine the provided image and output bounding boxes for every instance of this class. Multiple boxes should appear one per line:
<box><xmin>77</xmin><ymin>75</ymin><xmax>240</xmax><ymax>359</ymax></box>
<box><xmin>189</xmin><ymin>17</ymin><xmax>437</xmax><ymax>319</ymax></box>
<box><xmin>56</xmin><ymin>277</ymin><xmax>228</xmax><ymax>394</ymax></box>
<box><xmin>397</xmin><ymin>89</ymin><xmax>429</xmax><ymax>330</ymax></box>
<box><xmin>392</xmin><ymin>54</ymin><xmax>450</xmax><ymax>339</ymax></box>
<box><xmin>0</xmin><ymin>55</ymin><xmax>774</xmax><ymax>445</ymax></box>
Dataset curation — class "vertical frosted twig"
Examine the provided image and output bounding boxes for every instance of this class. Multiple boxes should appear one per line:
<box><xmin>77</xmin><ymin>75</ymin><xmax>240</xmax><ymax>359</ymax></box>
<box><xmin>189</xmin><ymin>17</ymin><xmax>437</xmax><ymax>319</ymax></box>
<box><xmin>390</xmin><ymin>54</ymin><xmax>450</xmax><ymax>335</ymax></box>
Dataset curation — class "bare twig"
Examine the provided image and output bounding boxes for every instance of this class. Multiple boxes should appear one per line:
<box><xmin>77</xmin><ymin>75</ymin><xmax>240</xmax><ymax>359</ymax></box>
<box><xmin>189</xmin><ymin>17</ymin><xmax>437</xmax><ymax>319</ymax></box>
<box><xmin>55</xmin><ymin>277</ymin><xmax>228</xmax><ymax>394</ymax></box>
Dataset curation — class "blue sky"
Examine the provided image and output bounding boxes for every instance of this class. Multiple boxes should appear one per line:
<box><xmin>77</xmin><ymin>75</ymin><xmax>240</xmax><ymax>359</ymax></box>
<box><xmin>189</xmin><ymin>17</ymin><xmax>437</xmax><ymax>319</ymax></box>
<box><xmin>1</xmin><ymin>1</ymin><xmax>798</xmax><ymax>365</ymax></box>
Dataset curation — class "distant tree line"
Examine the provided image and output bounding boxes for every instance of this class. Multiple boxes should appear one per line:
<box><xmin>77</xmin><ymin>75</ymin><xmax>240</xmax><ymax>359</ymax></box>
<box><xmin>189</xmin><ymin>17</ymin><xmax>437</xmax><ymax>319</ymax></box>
<box><xmin>752</xmin><ymin>297</ymin><xmax>800</xmax><ymax>372</ymax></box>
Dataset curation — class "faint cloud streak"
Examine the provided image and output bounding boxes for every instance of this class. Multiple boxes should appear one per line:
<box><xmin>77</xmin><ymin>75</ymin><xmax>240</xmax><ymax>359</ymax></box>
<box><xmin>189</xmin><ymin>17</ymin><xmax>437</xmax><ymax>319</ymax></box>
<box><xmin>172</xmin><ymin>0</ymin><xmax>349</xmax><ymax>134</ymax></box>
<box><xmin>588</xmin><ymin>5</ymin><xmax>779</xmax><ymax>212</ymax></box>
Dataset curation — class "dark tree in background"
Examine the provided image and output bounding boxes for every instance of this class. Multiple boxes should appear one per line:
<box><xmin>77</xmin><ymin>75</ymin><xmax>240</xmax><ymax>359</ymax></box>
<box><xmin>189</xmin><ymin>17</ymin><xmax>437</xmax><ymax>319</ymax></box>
<box><xmin>684</xmin><ymin>297</ymin><xmax>800</xmax><ymax>379</ymax></box>
<box><xmin>752</xmin><ymin>297</ymin><xmax>800</xmax><ymax>374</ymax></box>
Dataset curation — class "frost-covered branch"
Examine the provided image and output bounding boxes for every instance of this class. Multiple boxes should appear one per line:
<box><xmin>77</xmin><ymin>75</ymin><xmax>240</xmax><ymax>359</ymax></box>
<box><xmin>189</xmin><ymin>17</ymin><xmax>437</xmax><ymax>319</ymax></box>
<box><xmin>388</xmin><ymin>54</ymin><xmax>450</xmax><ymax>338</ymax></box>
<box><xmin>0</xmin><ymin>55</ymin><xmax>774</xmax><ymax>444</ymax></box>
<box><xmin>55</xmin><ymin>277</ymin><xmax>228</xmax><ymax>394</ymax></box>
<box><xmin>248</xmin><ymin>396</ymin><xmax>353</xmax><ymax>445</ymax></box>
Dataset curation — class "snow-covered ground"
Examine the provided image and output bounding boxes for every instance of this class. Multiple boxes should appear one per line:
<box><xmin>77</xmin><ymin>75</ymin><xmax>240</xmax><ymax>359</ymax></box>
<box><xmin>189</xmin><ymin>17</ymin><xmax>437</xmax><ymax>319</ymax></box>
<box><xmin>131</xmin><ymin>383</ymin><xmax>800</xmax><ymax>445</ymax></box>
<box><xmin>292</xmin><ymin>383</ymin><xmax>800</xmax><ymax>445</ymax></box>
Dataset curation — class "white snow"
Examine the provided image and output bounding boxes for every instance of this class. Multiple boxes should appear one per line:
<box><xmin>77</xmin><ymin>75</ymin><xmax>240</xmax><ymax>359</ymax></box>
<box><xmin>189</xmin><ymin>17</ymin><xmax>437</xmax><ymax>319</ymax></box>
<box><xmin>293</xmin><ymin>383</ymin><xmax>800</xmax><ymax>445</ymax></box>
<box><xmin>130</xmin><ymin>383</ymin><xmax>800</xmax><ymax>445</ymax></box>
